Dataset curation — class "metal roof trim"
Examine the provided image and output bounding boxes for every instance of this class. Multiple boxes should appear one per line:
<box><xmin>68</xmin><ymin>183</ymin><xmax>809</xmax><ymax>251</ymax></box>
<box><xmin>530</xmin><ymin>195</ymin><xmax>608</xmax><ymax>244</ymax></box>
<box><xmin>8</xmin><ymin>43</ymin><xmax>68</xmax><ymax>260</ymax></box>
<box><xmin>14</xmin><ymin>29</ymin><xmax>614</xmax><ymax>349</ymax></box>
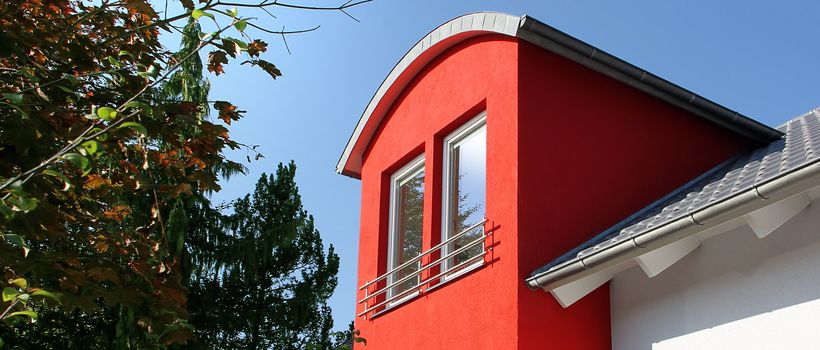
<box><xmin>336</xmin><ymin>13</ymin><xmax>783</xmax><ymax>178</ymax></box>
<box><xmin>527</xmin><ymin>109</ymin><xmax>820</xmax><ymax>293</ymax></box>
<box><xmin>527</xmin><ymin>158</ymin><xmax>820</xmax><ymax>292</ymax></box>
<box><xmin>335</xmin><ymin>12</ymin><xmax>521</xmax><ymax>178</ymax></box>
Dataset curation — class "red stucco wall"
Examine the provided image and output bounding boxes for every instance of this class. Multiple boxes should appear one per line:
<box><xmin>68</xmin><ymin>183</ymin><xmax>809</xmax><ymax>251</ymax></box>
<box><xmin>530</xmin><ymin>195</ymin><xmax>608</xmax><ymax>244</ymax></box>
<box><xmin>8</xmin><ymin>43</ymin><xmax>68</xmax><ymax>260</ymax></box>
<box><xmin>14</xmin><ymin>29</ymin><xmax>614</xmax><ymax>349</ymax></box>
<box><xmin>515</xmin><ymin>40</ymin><xmax>754</xmax><ymax>349</ymax></box>
<box><xmin>354</xmin><ymin>35</ymin><xmax>756</xmax><ymax>349</ymax></box>
<box><xmin>355</xmin><ymin>36</ymin><xmax>520</xmax><ymax>349</ymax></box>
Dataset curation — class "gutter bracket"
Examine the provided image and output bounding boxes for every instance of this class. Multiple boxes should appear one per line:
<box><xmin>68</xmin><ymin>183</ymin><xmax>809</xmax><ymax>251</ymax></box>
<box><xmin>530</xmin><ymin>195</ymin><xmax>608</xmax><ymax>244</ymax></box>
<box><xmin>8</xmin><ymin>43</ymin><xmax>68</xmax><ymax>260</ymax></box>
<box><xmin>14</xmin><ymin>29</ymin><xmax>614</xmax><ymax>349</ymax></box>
<box><xmin>746</xmin><ymin>193</ymin><xmax>810</xmax><ymax>238</ymax></box>
<box><xmin>635</xmin><ymin>236</ymin><xmax>701</xmax><ymax>278</ymax></box>
<box><xmin>547</xmin><ymin>269</ymin><xmax>614</xmax><ymax>308</ymax></box>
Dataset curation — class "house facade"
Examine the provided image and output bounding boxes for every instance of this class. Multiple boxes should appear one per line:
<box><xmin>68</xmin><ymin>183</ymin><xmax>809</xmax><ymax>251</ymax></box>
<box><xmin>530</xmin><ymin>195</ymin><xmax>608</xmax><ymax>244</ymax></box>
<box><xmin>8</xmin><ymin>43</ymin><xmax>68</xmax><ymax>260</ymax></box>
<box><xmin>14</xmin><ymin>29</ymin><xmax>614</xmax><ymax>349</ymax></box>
<box><xmin>337</xmin><ymin>12</ymin><xmax>819</xmax><ymax>349</ymax></box>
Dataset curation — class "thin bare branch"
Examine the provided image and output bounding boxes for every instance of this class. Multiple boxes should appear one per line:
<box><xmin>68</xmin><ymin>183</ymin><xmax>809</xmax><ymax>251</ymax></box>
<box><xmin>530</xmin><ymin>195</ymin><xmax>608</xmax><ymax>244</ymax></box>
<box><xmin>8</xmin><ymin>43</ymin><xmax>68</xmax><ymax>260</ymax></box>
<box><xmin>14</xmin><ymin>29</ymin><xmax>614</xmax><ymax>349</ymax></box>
<box><xmin>281</xmin><ymin>27</ymin><xmax>291</xmax><ymax>55</ymax></box>
<box><xmin>259</xmin><ymin>6</ymin><xmax>277</xmax><ymax>19</ymax></box>
<box><xmin>215</xmin><ymin>0</ymin><xmax>371</xmax><ymax>11</ymax></box>
<box><xmin>247</xmin><ymin>22</ymin><xmax>320</xmax><ymax>35</ymax></box>
<box><xmin>339</xmin><ymin>8</ymin><xmax>359</xmax><ymax>22</ymax></box>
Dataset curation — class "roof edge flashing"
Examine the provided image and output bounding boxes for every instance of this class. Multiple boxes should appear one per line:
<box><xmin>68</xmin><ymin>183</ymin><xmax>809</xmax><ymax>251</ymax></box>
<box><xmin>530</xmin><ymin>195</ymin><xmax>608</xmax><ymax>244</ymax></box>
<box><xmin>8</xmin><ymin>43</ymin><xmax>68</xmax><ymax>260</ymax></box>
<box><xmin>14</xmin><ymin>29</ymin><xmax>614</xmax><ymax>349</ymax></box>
<box><xmin>337</xmin><ymin>13</ymin><xmax>783</xmax><ymax>178</ymax></box>
<box><xmin>527</xmin><ymin>158</ymin><xmax>820</xmax><ymax>292</ymax></box>
<box><xmin>335</xmin><ymin>12</ymin><xmax>523</xmax><ymax>178</ymax></box>
<box><xmin>515</xmin><ymin>15</ymin><xmax>782</xmax><ymax>144</ymax></box>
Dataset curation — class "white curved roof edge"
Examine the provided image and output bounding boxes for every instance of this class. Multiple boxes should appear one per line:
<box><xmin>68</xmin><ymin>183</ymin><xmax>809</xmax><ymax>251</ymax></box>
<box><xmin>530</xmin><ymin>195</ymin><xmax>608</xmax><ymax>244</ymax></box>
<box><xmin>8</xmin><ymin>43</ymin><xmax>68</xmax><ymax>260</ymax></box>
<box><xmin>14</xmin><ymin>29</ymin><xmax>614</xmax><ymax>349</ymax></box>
<box><xmin>336</xmin><ymin>12</ymin><xmax>782</xmax><ymax>179</ymax></box>
<box><xmin>336</xmin><ymin>12</ymin><xmax>521</xmax><ymax>178</ymax></box>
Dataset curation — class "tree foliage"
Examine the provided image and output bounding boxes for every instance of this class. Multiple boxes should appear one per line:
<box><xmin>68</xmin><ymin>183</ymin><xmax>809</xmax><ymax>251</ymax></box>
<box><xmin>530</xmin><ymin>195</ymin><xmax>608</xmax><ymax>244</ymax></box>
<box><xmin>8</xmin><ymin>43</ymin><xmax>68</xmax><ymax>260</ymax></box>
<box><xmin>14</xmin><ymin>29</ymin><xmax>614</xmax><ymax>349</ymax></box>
<box><xmin>187</xmin><ymin>163</ymin><xmax>340</xmax><ymax>349</ymax></box>
<box><xmin>0</xmin><ymin>0</ymin><xmax>367</xmax><ymax>347</ymax></box>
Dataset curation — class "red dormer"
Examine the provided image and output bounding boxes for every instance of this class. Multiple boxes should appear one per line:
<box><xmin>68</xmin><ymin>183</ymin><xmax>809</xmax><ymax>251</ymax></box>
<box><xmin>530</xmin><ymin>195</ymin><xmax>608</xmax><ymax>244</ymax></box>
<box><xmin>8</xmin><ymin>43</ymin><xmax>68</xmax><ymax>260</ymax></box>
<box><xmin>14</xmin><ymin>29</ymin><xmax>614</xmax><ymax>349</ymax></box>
<box><xmin>337</xmin><ymin>13</ymin><xmax>781</xmax><ymax>349</ymax></box>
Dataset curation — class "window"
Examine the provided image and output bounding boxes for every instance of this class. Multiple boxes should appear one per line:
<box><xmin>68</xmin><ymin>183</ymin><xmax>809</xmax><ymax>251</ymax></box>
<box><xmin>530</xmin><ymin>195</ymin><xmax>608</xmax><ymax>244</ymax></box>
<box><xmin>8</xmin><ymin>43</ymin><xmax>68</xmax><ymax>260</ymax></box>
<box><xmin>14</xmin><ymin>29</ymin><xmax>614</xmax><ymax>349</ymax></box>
<box><xmin>441</xmin><ymin>112</ymin><xmax>486</xmax><ymax>278</ymax></box>
<box><xmin>387</xmin><ymin>156</ymin><xmax>425</xmax><ymax>302</ymax></box>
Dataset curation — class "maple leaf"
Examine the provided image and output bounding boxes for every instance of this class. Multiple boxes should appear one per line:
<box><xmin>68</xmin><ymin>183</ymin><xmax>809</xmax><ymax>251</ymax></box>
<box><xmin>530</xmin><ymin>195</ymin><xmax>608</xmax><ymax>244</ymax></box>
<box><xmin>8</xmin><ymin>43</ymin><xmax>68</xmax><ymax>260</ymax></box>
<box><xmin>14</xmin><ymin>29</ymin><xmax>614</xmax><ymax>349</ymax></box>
<box><xmin>84</xmin><ymin>174</ymin><xmax>109</xmax><ymax>190</ymax></box>
<box><xmin>247</xmin><ymin>39</ymin><xmax>268</xmax><ymax>57</ymax></box>
<box><xmin>177</xmin><ymin>101</ymin><xmax>200</xmax><ymax>115</ymax></box>
<box><xmin>213</xmin><ymin>100</ymin><xmax>244</xmax><ymax>125</ymax></box>
<box><xmin>178</xmin><ymin>0</ymin><xmax>194</xmax><ymax>10</ymax></box>
<box><xmin>103</xmin><ymin>204</ymin><xmax>132</xmax><ymax>221</ymax></box>
<box><xmin>241</xmin><ymin>59</ymin><xmax>281</xmax><ymax>79</ymax></box>
<box><xmin>207</xmin><ymin>51</ymin><xmax>228</xmax><ymax>76</ymax></box>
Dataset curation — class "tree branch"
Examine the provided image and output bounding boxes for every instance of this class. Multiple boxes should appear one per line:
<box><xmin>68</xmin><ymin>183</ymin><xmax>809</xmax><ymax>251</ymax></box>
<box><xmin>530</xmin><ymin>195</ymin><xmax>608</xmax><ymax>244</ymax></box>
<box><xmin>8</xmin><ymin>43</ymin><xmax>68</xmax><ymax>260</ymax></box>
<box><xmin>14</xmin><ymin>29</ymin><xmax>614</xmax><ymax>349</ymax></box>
<box><xmin>1</xmin><ymin>20</ymin><xmax>237</xmax><ymax>194</ymax></box>
<box><xmin>215</xmin><ymin>0</ymin><xmax>372</xmax><ymax>10</ymax></box>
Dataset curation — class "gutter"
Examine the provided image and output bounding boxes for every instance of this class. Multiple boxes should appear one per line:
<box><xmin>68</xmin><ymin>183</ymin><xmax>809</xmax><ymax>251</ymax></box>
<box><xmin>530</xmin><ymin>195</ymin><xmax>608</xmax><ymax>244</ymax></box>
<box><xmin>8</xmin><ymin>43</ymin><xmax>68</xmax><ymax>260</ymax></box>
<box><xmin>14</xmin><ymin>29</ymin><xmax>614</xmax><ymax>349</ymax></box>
<box><xmin>516</xmin><ymin>16</ymin><xmax>782</xmax><ymax>144</ymax></box>
<box><xmin>526</xmin><ymin>157</ymin><xmax>820</xmax><ymax>291</ymax></box>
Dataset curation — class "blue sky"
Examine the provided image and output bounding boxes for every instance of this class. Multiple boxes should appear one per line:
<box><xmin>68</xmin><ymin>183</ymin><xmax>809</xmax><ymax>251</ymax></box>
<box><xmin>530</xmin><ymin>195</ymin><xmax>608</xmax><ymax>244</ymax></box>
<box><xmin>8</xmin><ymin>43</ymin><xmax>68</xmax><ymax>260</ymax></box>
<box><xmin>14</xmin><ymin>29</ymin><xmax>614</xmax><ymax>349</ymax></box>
<box><xmin>178</xmin><ymin>0</ymin><xmax>820</xmax><ymax>330</ymax></box>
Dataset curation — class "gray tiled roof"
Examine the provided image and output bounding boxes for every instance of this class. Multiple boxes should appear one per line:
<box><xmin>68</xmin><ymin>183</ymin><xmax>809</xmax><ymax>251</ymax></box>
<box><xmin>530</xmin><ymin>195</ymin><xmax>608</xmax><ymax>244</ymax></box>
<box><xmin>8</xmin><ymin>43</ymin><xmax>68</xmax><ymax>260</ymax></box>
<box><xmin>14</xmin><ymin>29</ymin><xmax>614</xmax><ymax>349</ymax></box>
<box><xmin>532</xmin><ymin>107</ymin><xmax>820</xmax><ymax>277</ymax></box>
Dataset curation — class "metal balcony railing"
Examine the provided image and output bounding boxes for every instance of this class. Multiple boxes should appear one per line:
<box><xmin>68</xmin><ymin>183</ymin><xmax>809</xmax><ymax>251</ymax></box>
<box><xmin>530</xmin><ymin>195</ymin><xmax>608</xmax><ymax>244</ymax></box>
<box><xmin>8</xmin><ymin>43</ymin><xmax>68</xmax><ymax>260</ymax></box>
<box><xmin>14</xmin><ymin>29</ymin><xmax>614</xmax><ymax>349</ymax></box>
<box><xmin>357</xmin><ymin>219</ymin><xmax>491</xmax><ymax>317</ymax></box>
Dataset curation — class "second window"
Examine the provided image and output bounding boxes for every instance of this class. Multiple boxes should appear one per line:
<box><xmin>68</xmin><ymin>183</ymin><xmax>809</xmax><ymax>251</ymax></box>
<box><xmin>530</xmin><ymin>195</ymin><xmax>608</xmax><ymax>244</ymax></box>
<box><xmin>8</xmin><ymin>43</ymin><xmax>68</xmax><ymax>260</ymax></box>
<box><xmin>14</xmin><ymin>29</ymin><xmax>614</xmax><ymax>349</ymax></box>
<box><xmin>441</xmin><ymin>112</ymin><xmax>487</xmax><ymax>277</ymax></box>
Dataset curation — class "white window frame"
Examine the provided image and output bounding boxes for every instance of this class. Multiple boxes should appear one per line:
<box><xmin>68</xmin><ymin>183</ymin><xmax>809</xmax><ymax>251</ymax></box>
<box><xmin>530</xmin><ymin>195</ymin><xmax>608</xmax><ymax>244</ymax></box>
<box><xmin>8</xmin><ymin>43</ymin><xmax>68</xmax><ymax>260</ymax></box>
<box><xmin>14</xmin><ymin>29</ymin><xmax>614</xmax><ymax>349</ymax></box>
<box><xmin>441</xmin><ymin>112</ymin><xmax>487</xmax><ymax>281</ymax></box>
<box><xmin>386</xmin><ymin>155</ymin><xmax>425</xmax><ymax>306</ymax></box>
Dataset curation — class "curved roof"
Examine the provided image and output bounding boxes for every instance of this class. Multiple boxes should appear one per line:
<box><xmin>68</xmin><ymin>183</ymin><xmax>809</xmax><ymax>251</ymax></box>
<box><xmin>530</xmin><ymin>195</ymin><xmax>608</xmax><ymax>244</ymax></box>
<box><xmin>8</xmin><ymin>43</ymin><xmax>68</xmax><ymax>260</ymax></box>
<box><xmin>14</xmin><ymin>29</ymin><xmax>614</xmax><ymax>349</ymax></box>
<box><xmin>336</xmin><ymin>12</ymin><xmax>782</xmax><ymax>178</ymax></box>
<box><xmin>336</xmin><ymin>12</ymin><xmax>520</xmax><ymax>177</ymax></box>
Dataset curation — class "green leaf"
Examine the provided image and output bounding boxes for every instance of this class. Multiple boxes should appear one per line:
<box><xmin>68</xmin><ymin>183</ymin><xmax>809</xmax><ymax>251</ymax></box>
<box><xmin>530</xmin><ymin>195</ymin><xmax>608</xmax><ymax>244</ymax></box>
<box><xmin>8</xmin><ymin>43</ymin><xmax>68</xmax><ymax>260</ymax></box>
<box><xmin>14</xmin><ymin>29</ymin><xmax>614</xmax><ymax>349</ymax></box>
<box><xmin>91</xmin><ymin>128</ymin><xmax>109</xmax><ymax>141</ymax></box>
<box><xmin>57</xmin><ymin>85</ymin><xmax>76</xmax><ymax>94</ymax></box>
<box><xmin>62</xmin><ymin>153</ymin><xmax>89</xmax><ymax>170</ymax></box>
<box><xmin>7</xmin><ymin>310</ymin><xmax>37</xmax><ymax>323</ymax></box>
<box><xmin>200</xmin><ymin>31</ymin><xmax>219</xmax><ymax>40</ymax></box>
<box><xmin>122</xmin><ymin>101</ymin><xmax>148</xmax><ymax>111</ymax></box>
<box><xmin>227</xmin><ymin>7</ymin><xmax>238</xmax><ymax>17</ymax></box>
<box><xmin>234</xmin><ymin>20</ymin><xmax>247</xmax><ymax>32</ymax></box>
<box><xmin>118</xmin><ymin>122</ymin><xmax>148</xmax><ymax>136</ymax></box>
<box><xmin>0</xmin><ymin>101</ymin><xmax>29</xmax><ymax>118</ymax></box>
<box><xmin>1</xmin><ymin>234</ymin><xmax>28</xmax><ymax>257</ymax></box>
<box><xmin>10</xmin><ymin>278</ymin><xmax>27</xmax><ymax>289</ymax></box>
<box><xmin>96</xmin><ymin>106</ymin><xmax>117</xmax><ymax>121</ymax></box>
<box><xmin>42</xmin><ymin>170</ymin><xmax>72</xmax><ymax>191</ymax></box>
<box><xmin>107</xmin><ymin>56</ymin><xmax>123</xmax><ymax>68</ymax></box>
<box><xmin>191</xmin><ymin>9</ymin><xmax>214</xmax><ymax>21</ymax></box>
<box><xmin>2</xmin><ymin>234</ymin><xmax>25</xmax><ymax>248</ymax></box>
<box><xmin>2</xmin><ymin>287</ymin><xmax>18</xmax><ymax>302</ymax></box>
<box><xmin>7</xmin><ymin>180</ymin><xmax>25</xmax><ymax>196</ymax></box>
<box><xmin>122</xmin><ymin>101</ymin><xmax>153</xmax><ymax>117</ymax></box>
<box><xmin>81</xmin><ymin>140</ymin><xmax>99</xmax><ymax>155</ymax></box>
<box><xmin>17</xmin><ymin>293</ymin><xmax>29</xmax><ymax>303</ymax></box>
<box><xmin>232</xmin><ymin>39</ymin><xmax>248</xmax><ymax>50</ymax></box>
<box><xmin>31</xmin><ymin>290</ymin><xmax>60</xmax><ymax>303</ymax></box>
<box><xmin>145</xmin><ymin>65</ymin><xmax>158</xmax><ymax>78</ymax></box>
<box><xmin>12</xmin><ymin>196</ymin><xmax>37</xmax><ymax>213</ymax></box>
<box><xmin>136</xmin><ymin>65</ymin><xmax>158</xmax><ymax>78</ymax></box>
<box><xmin>62</xmin><ymin>153</ymin><xmax>92</xmax><ymax>175</ymax></box>
<box><xmin>1</xmin><ymin>93</ymin><xmax>23</xmax><ymax>105</ymax></box>
<box><xmin>0</xmin><ymin>201</ymin><xmax>13</xmax><ymax>220</ymax></box>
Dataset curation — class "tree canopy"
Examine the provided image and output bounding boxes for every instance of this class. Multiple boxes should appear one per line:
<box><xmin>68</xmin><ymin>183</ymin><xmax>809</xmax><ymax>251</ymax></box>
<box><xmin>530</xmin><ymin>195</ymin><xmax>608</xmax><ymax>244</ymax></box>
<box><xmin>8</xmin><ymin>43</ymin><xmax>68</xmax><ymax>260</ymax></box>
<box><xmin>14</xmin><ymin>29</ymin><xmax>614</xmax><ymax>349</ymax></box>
<box><xmin>188</xmin><ymin>163</ymin><xmax>340</xmax><ymax>349</ymax></box>
<box><xmin>0</xmin><ymin>0</ymin><xmax>367</xmax><ymax>347</ymax></box>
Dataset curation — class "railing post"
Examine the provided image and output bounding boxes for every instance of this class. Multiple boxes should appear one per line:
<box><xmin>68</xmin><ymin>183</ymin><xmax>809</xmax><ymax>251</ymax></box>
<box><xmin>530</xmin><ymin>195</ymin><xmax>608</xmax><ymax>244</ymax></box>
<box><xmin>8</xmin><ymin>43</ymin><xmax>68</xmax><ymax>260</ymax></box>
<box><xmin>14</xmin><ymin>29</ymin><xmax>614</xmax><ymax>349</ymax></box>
<box><xmin>363</xmin><ymin>285</ymin><xmax>369</xmax><ymax>319</ymax></box>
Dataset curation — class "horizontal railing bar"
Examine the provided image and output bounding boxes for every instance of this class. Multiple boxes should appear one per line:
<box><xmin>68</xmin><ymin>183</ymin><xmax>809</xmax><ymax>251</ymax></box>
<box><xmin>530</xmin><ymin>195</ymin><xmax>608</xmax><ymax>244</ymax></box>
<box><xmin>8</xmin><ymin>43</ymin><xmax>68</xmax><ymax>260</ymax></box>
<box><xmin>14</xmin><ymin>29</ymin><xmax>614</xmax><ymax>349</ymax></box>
<box><xmin>358</xmin><ymin>251</ymin><xmax>487</xmax><ymax>317</ymax></box>
<box><xmin>359</xmin><ymin>219</ymin><xmax>487</xmax><ymax>290</ymax></box>
<box><xmin>358</xmin><ymin>231</ymin><xmax>490</xmax><ymax>304</ymax></box>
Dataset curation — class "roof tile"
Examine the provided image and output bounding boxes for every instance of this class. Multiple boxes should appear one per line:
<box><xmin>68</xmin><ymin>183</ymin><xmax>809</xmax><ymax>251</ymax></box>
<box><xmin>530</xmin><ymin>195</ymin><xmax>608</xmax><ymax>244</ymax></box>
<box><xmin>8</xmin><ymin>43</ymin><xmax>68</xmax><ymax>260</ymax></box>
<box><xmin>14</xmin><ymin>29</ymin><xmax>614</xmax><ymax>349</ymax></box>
<box><xmin>533</xmin><ymin>107</ymin><xmax>820</xmax><ymax>276</ymax></box>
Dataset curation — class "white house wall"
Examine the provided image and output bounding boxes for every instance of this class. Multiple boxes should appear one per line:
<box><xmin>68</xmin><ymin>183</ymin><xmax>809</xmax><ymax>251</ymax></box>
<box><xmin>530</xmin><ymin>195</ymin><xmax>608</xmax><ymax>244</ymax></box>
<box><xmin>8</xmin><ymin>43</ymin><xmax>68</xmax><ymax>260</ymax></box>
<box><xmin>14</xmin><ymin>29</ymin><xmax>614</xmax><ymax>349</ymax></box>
<box><xmin>611</xmin><ymin>199</ymin><xmax>820</xmax><ymax>350</ymax></box>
